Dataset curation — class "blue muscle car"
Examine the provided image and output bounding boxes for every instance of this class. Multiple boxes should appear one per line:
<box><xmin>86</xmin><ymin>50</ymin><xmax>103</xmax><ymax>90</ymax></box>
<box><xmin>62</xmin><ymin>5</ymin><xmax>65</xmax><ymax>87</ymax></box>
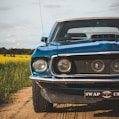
<box><xmin>30</xmin><ymin>17</ymin><xmax>119</xmax><ymax>112</ymax></box>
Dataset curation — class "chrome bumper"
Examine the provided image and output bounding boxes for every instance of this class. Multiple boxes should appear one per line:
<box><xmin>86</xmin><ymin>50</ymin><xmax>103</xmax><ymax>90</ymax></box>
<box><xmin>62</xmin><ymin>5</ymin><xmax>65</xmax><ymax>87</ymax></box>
<box><xmin>30</xmin><ymin>75</ymin><xmax>119</xmax><ymax>84</ymax></box>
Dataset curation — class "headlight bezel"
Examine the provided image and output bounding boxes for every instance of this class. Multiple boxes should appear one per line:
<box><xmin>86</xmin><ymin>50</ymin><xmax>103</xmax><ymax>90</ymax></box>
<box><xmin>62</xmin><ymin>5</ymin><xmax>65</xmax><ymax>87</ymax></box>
<box><xmin>91</xmin><ymin>60</ymin><xmax>105</xmax><ymax>73</ymax></box>
<box><xmin>111</xmin><ymin>59</ymin><xmax>119</xmax><ymax>73</ymax></box>
<box><xmin>57</xmin><ymin>59</ymin><xmax>72</xmax><ymax>73</ymax></box>
<box><xmin>32</xmin><ymin>59</ymin><xmax>48</xmax><ymax>73</ymax></box>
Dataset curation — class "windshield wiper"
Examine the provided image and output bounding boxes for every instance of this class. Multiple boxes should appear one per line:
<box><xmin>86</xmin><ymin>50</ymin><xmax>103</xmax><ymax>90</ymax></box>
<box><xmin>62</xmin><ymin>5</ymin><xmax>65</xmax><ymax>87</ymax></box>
<box><xmin>55</xmin><ymin>38</ymin><xmax>91</xmax><ymax>44</ymax></box>
<box><xmin>91</xmin><ymin>38</ymin><xmax>119</xmax><ymax>42</ymax></box>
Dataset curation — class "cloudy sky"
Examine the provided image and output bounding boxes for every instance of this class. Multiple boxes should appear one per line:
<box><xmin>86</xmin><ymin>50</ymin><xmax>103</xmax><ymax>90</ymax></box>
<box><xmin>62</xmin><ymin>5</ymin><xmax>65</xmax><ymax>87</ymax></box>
<box><xmin>0</xmin><ymin>0</ymin><xmax>119</xmax><ymax>49</ymax></box>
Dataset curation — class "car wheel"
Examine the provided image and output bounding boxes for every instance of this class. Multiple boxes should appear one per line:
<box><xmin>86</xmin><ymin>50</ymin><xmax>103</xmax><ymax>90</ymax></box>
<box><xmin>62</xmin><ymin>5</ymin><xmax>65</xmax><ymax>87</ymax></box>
<box><xmin>32</xmin><ymin>81</ymin><xmax>53</xmax><ymax>112</ymax></box>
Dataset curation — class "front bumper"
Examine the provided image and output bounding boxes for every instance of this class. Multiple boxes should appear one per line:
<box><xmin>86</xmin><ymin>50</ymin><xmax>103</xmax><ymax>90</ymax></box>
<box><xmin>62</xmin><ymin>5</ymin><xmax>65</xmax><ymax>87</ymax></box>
<box><xmin>30</xmin><ymin>75</ymin><xmax>119</xmax><ymax>84</ymax></box>
<box><xmin>30</xmin><ymin>75</ymin><xmax>119</xmax><ymax>104</ymax></box>
<box><xmin>41</xmin><ymin>88</ymin><xmax>103</xmax><ymax>104</ymax></box>
<box><xmin>38</xmin><ymin>82</ymin><xmax>119</xmax><ymax>104</ymax></box>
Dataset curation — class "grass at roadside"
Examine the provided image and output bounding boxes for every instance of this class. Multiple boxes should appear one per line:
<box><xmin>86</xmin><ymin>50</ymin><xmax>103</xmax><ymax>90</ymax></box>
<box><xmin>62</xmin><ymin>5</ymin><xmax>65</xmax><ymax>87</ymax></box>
<box><xmin>0</xmin><ymin>55</ymin><xmax>31</xmax><ymax>104</ymax></box>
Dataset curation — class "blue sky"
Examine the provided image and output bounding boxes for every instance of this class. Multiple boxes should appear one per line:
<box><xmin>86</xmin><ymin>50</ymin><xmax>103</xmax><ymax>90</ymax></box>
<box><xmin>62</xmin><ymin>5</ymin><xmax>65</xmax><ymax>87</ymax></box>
<box><xmin>0</xmin><ymin>0</ymin><xmax>119</xmax><ymax>49</ymax></box>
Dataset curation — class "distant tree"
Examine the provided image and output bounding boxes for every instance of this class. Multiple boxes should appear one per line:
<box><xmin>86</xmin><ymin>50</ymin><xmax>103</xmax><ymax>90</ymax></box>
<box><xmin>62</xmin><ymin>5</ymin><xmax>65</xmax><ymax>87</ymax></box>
<box><xmin>9</xmin><ymin>48</ymin><xmax>15</xmax><ymax>57</ymax></box>
<box><xmin>0</xmin><ymin>47</ymin><xmax>34</xmax><ymax>55</ymax></box>
<box><xmin>0</xmin><ymin>47</ymin><xmax>7</xmax><ymax>56</ymax></box>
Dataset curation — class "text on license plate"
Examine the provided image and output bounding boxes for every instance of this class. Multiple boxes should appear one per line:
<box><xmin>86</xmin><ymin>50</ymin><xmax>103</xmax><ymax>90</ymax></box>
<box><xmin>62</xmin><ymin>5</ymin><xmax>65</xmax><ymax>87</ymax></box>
<box><xmin>84</xmin><ymin>90</ymin><xmax>119</xmax><ymax>99</ymax></box>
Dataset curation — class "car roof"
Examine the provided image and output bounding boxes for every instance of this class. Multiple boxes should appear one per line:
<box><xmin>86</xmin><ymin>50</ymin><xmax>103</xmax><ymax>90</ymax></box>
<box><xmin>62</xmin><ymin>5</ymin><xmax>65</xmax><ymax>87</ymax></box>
<box><xmin>57</xmin><ymin>17</ymin><xmax>119</xmax><ymax>23</ymax></box>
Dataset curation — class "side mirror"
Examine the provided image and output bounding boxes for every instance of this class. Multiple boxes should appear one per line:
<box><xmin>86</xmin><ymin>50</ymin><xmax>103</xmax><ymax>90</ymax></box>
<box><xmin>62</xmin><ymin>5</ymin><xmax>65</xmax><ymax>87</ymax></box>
<box><xmin>41</xmin><ymin>37</ymin><xmax>48</xmax><ymax>43</ymax></box>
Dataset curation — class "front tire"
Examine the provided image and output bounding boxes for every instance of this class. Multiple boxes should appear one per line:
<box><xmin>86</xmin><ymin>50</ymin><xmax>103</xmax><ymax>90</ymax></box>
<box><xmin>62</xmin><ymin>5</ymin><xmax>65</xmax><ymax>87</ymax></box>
<box><xmin>32</xmin><ymin>81</ymin><xmax>53</xmax><ymax>112</ymax></box>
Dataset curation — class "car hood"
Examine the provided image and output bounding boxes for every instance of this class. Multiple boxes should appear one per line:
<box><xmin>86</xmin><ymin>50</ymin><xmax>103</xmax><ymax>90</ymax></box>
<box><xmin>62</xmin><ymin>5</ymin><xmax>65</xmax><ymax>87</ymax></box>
<box><xmin>57</xmin><ymin>41</ymin><xmax>119</xmax><ymax>55</ymax></box>
<box><xmin>32</xmin><ymin>41</ymin><xmax>119</xmax><ymax>58</ymax></box>
<box><xmin>32</xmin><ymin>44</ymin><xmax>58</xmax><ymax>57</ymax></box>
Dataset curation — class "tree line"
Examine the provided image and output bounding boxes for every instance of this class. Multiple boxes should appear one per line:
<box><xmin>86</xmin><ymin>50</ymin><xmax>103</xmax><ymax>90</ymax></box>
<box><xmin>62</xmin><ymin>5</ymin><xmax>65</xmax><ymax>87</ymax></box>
<box><xmin>0</xmin><ymin>47</ymin><xmax>34</xmax><ymax>56</ymax></box>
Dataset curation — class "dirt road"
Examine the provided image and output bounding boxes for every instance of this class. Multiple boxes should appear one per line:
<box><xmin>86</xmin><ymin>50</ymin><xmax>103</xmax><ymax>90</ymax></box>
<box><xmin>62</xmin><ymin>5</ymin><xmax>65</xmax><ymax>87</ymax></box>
<box><xmin>0</xmin><ymin>87</ymin><xmax>119</xmax><ymax>119</ymax></box>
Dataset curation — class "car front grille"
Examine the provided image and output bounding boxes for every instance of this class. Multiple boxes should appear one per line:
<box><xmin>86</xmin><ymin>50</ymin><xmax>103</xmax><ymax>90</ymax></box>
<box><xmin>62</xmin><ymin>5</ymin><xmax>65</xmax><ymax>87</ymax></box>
<box><xmin>51</xmin><ymin>53</ymin><xmax>119</xmax><ymax>77</ymax></box>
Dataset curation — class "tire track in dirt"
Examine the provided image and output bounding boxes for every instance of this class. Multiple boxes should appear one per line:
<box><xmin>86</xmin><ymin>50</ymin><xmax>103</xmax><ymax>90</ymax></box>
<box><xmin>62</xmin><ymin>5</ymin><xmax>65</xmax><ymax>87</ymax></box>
<box><xmin>9</xmin><ymin>97</ymin><xmax>32</xmax><ymax>119</ymax></box>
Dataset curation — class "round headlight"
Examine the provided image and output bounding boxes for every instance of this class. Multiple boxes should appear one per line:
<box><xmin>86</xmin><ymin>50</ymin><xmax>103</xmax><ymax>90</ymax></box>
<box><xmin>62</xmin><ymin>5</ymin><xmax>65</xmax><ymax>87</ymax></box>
<box><xmin>91</xmin><ymin>60</ymin><xmax>105</xmax><ymax>72</ymax></box>
<box><xmin>57</xmin><ymin>59</ymin><xmax>71</xmax><ymax>73</ymax></box>
<box><xmin>32</xmin><ymin>59</ymin><xmax>47</xmax><ymax>72</ymax></box>
<box><xmin>111</xmin><ymin>59</ymin><xmax>119</xmax><ymax>72</ymax></box>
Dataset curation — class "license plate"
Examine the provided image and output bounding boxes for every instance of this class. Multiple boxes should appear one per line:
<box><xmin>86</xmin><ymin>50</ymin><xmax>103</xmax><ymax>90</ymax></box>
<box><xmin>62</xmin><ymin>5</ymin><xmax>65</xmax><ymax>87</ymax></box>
<box><xmin>84</xmin><ymin>90</ymin><xmax>119</xmax><ymax>99</ymax></box>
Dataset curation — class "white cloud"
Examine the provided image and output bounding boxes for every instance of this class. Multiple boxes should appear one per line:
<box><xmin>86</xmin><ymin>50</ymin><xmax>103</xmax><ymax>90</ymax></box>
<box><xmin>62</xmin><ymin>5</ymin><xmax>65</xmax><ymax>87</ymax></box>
<box><xmin>0</xmin><ymin>0</ymin><xmax>119</xmax><ymax>48</ymax></box>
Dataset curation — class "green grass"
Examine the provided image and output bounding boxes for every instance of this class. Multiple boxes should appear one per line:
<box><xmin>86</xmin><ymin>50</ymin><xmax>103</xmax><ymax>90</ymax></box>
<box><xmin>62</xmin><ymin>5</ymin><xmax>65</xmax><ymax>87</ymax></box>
<box><xmin>0</xmin><ymin>62</ymin><xmax>31</xmax><ymax>104</ymax></box>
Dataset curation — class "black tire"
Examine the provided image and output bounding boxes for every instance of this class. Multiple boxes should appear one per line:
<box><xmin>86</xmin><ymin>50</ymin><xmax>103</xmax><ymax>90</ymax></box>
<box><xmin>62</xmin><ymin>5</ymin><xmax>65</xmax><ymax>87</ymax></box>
<box><xmin>32</xmin><ymin>81</ymin><xmax>53</xmax><ymax>112</ymax></box>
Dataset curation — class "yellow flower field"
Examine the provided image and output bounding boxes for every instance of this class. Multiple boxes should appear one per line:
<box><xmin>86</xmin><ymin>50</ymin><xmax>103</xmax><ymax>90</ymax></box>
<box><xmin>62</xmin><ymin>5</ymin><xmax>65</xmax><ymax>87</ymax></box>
<box><xmin>0</xmin><ymin>54</ymin><xmax>31</xmax><ymax>63</ymax></box>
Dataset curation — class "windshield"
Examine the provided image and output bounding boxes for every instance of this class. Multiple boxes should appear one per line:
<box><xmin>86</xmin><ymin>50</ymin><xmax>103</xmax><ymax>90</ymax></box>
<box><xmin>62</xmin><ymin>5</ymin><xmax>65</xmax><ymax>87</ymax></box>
<box><xmin>51</xmin><ymin>19</ymin><xmax>119</xmax><ymax>43</ymax></box>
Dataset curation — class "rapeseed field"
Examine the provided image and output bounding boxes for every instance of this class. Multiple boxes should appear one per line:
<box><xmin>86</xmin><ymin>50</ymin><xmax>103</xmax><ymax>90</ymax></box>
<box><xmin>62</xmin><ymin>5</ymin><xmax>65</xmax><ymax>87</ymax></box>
<box><xmin>0</xmin><ymin>54</ymin><xmax>30</xmax><ymax>63</ymax></box>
